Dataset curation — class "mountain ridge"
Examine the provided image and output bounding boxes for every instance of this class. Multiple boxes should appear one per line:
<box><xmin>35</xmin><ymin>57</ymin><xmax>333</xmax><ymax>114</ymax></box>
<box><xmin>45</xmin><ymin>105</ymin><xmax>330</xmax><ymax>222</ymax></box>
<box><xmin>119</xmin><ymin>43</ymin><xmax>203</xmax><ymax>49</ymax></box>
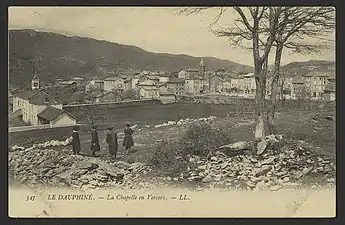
<box><xmin>9</xmin><ymin>29</ymin><xmax>335</xmax><ymax>88</ymax></box>
<box><xmin>9</xmin><ymin>29</ymin><xmax>254</xmax><ymax>87</ymax></box>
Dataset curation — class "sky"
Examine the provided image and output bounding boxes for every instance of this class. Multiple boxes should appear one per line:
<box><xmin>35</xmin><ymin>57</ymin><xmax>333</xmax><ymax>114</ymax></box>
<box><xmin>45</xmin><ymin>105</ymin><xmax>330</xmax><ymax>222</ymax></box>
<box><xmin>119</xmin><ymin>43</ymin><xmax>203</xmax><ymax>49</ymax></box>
<box><xmin>8</xmin><ymin>7</ymin><xmax>336</xmax><ymax>66</ymax></box>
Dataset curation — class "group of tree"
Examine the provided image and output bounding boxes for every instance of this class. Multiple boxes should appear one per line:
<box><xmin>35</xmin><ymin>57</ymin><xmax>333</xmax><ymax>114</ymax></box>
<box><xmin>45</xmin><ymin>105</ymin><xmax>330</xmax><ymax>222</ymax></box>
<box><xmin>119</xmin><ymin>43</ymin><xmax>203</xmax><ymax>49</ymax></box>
<box><xmin>175</xmin><ymin>6</ymin><xmax>335</xmax><ymax>139</ymax></box>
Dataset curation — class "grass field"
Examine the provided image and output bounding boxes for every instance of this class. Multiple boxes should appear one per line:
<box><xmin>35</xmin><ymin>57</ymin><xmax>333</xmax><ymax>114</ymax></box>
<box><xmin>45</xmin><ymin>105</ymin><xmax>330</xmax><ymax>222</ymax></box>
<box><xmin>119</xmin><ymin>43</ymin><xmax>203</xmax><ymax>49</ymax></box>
<box><xmin>76</xmin><ymin>109</ymin><xmax>335</xmax><ymax>164</ymax></box>
<box><xmin>9</xmin><ymin>102</ymin><xmax>335</xmax><ymax>165</ymax></box>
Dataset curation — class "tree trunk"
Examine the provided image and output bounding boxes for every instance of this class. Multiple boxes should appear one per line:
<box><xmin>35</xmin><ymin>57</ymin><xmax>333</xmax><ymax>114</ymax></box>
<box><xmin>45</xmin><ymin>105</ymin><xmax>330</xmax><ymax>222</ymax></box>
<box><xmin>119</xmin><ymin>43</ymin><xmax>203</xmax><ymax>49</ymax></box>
<box><xmin>252</xmin><ymin>24</ymin><xmax>268</xmax><ymax>140</ymax></box>
<box><xmin>254</xmin><ymin>65</ymin><xmax>267</xmax><ymax>140</ymax></box>
<box><xmin>267</xmin><ymin>44</ymin><xmax>283</xmax><ymax>134</ymax></box>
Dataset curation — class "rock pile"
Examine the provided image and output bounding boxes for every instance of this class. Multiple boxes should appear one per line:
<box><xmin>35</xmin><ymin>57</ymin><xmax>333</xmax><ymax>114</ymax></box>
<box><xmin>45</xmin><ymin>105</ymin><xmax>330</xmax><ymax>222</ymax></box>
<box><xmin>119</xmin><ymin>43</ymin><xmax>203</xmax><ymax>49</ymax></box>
<box><xmin>183</xmin><ymin>135</ymin><xmax>336</xmax><ymax>191</ymax></box>
<box><xmin>10</xmin><ymin>145</ymin><xmax>25</xmax><ymax>151</ymax></box>
<box><xmin>8</xmin><ymin>147</ymin><xmax>148</xmax><ymax>190</ymax></box>
<box><xmin>154</xmin><ymin>116</ymin><xmax>217</xmax><ymax>128</ymax></box>
<box><xmin>10</xmin><ymin>137</ymin><xmax>73</xmax><ymax>152</ymax></box>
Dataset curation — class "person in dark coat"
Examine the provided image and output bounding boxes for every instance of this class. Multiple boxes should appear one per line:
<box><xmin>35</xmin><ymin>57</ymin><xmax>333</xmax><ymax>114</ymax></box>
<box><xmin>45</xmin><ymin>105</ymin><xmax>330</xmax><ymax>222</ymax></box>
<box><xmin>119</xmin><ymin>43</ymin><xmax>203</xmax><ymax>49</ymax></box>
<box><xmin>90</xmin><ymin>125</ymin><xmax>100</xmax><ymax>157</ymax></box>
<box><xmin>106</xmin><ymin>126</ymin><xmax>118</xmax><ymax>158</ymax></box>
<box><xmin>122</xmin><ymin>122</ymin><xmax>134</xmax><ymax>153</ymax></box>
<box><xmin>71</xmin><ymin>125</ymin><xmax>81</xmax><ymax>155</ymax></box>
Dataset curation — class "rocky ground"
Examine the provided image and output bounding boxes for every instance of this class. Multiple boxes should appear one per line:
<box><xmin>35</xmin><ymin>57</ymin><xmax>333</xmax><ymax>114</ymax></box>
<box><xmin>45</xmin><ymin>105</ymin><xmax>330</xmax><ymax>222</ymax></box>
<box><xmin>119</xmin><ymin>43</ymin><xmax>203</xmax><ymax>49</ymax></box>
<box><xmin>8</xmin><ymin>111</ymin><xmax>336</xmax><ymax>191</ymax></box>
<box><xmin>183</xmin><ymin>135</ymin><xmax>336</xmax><ymax>191</ymax></box>
<box><xmin>8</xmin><ymin>134</ymin><xmax>336</xmax><ymax>192</ymax></box>
<box><xmin>9</xmin><ymin>136</ymin><xmax>153</xmax><ymax>190</ymax></box>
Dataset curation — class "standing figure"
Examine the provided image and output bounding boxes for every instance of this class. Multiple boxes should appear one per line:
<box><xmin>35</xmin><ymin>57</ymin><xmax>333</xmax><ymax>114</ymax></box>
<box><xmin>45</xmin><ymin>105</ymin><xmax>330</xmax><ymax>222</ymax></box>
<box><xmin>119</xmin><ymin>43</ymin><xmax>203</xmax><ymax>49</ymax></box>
<box><xmin>122</xmin><ymin>122</ymin><xmax>134</xmax><ymax>154</ymax></box>
<box><xmin>106</xmin><ymin>126</ymin><xmax>118</xmax><ymax>158</ymax></box>
<box><xmin>71</xmin><ymin>125</ymin><xmax>81</xmax><ymax>155</ymax></box>
<box><xmin>90</xmin><ymin>125</ymin><xmax>100</xmax><ymax>157</ymax></box>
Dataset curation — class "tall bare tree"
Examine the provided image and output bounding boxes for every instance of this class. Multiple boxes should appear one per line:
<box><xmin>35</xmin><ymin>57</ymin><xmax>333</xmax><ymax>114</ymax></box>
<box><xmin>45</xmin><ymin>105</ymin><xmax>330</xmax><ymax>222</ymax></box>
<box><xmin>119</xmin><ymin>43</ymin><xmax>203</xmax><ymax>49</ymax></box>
<box><xmin>175</xmin><ymin>7</ymin><xmax>283</xmax><ymax>139</ymax></box>
<box><xmin>266</xmin><ymin>7</ymin><xmax>335</xmax><ymax>134</ymax></box>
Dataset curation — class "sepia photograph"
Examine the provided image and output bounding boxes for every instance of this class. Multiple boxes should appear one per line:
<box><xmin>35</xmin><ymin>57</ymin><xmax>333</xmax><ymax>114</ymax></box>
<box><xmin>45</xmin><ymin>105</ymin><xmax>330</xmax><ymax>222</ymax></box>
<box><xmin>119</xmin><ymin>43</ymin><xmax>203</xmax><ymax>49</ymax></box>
<box><xmin>8</xmin><ymin>6</ymin><xmax>336</xmax><ymax>217</ymax></box>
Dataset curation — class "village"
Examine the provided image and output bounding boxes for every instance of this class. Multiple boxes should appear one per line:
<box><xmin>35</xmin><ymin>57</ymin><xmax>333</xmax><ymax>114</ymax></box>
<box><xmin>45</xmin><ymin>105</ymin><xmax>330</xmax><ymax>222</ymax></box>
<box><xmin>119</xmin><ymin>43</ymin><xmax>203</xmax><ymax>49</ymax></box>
<box><xmin>8</xmin><ymin>58</ymin><xmax>335</xmax><ymax>129</ymax></box>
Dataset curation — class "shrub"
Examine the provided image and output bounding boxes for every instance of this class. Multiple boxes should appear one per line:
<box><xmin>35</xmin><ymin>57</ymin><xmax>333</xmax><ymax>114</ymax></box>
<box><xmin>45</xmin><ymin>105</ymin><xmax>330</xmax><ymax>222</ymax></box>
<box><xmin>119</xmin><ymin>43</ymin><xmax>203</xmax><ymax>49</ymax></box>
<box><xmin>150</xmin><ymin>139</ymin><xmax>189</xmax><ymax>176</ymax></box>
<box><xmin>151</xmin><ymin>122</ymin><xmax>233</xmax><ymax>175</ymax></box>
<box><xmin>178</xmin><ymin>122</ymin><xmax>233</xmax><ymax>157</ymax></box>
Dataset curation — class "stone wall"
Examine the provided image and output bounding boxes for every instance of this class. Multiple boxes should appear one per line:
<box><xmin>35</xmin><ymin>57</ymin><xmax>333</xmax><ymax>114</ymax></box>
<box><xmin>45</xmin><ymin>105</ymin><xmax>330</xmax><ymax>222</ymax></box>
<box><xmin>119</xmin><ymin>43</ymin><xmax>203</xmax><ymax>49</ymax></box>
<box><xmin>63</xmin><ymin>99</ymin><xmax>162</xmax><ymax>121</ymax></box>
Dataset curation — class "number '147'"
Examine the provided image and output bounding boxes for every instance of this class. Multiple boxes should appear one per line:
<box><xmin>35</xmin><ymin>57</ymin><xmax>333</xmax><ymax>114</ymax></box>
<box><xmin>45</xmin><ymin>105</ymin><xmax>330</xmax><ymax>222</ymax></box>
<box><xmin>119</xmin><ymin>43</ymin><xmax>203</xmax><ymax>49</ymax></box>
<box><xmin>26</xmin><ymin>196</ymin><xmax>35</xmax><ymax>201</ymax></box>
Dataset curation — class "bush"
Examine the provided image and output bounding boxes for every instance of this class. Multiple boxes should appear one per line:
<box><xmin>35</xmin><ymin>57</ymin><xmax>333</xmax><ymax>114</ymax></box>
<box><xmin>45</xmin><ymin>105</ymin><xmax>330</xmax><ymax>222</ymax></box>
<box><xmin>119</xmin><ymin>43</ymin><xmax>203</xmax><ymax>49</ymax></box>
<box><xmin>151</xmin><ymin>122</ymin><xmax>233</xmax><ymax>175</ymax></box>
<box><xmin>178</xmin><ymin>122</ymin><xmax>233</xmax><ymax>157</ymax></box>
<box><xmin>151</xmin><ymin>139</ymin><xmax>189</xmax><ymax>175</ymax></box>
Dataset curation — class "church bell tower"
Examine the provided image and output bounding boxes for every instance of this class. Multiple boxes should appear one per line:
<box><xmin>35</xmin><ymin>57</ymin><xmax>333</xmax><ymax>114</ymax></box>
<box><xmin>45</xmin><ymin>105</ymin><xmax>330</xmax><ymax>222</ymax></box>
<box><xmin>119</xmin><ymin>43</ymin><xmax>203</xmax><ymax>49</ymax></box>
<box><xmin>198</xmin><ymin>58</ymin><xmax>206</xmax><ymax>78</ymax></box>
<box><xmin>31</xmin><ymin>66</ymin><xmax>40</xmax><ymax>90</ymax></box>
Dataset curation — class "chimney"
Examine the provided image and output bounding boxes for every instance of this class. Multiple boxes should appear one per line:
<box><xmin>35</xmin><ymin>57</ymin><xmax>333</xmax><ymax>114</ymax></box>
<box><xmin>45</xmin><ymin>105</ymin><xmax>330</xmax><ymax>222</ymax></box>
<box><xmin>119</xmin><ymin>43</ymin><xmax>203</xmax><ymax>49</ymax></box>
<box><xmin>44</xmin><ymin>96</ymin><xmax>49</xmax><ymax>104</ymax></box>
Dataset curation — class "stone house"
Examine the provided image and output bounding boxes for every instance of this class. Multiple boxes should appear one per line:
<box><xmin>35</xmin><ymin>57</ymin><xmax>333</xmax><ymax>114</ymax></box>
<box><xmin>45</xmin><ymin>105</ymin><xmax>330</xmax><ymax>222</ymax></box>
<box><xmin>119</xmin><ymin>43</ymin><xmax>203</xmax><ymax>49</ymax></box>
<box><xmin>242</xmin><ymin>73</ymin><xmax>256</xmax><ymax>98</ymax></box>
<box><xmin>323</xmin><ymin>80</ymin><xmax>335</xmax><ymax>101</ymax></box>
<box><xmin>304</xmin><ymin>71</ymin><xmax>334</xmax><ymax>100</ymax></box>
<box><xmin>87</xmin><ymin>80</ymin><xmax>104</xmax><ymax>91</ymax></box>
<box><xmin>37</xmin><ymin>106</ymin><xmax>77</xmax><ymax>127</ymax></box>
<box><xmin>166</xmin><ymin>78</ymin><xmax>185</xmax><ymax>95</ymax></box>
<box><xmin>95</xmin><ymin>91</ymin><xmax>122</xmax><ymax>103</ymax></box>
<box><xmin>139</xmin><ymin>86</ymin><xmax>160</xmax><ymax>99</ymax></box>
<box><xmin>71</xmin><ymin>77</ymin><xmax>85</xmax><ymax>86</ymax></box>
<box><xmin>158</xmin><ymin>73</ymin><xmax>170</xmax><ymax>83</ymax></box>
<box><xmin>160</xmin><ymin>93</ymin><xmax>176</xmax><ymax>104</ymax></box>
<box><xmin>209</xmin><ymin>76</ymin><xmax>224</xmax><ymax>93</ymax></box>
<box><xmin>104</xmin><ymin>77</ymin><xmax>125</xmax><ymax>92</ymax></box>
<box><xmin>12</xmin><ymin>89</ymin><xmax>76</xmax><ymax>126</ymax></box>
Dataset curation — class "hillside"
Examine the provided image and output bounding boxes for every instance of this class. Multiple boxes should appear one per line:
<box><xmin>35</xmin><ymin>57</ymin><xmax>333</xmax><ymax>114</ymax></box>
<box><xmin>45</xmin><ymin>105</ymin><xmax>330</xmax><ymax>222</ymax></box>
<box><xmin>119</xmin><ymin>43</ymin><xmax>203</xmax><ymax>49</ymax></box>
<box><xmin>281</xmin><ymin>60</ymin><xmax>335</xmax><ymax>75</ymax></box>
<box><xmin>9</xmin><ymin>29</ymin><xmax>254</xmax><ymax>87</ymax></box>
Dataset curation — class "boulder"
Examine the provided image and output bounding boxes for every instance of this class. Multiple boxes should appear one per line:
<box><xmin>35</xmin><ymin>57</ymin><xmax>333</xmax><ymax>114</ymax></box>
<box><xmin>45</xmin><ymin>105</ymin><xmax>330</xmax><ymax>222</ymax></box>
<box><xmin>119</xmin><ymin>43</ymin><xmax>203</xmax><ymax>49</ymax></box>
<box><xmin>167</xmin><ymin>121</ymin><xmax>176</xmax><ymax>125</ymax></box>
<box><xmin>261</xmin><ymin>157</ymin><xmax>276</xmax><ymax>165</ymax></box>
<box><xmin>256</xmin><ymin>135</ymin><xmax>281</xmax><ymax>155</ymax></box>
<box><xmin>257</xmin><ymin>140</ymin><xmax>269</xmax><ymax>155</ymax></box>
<box><xmin>114</xmin><ymin>161</ymin><xmax>132</xmax><ymax>170</ymax></box>
<box><xmin>218</xmin><ymin>141</ymin><xmax>253</xmax><ymax>156</ymax></box>
<box><xmin>74</xmin><ymin>161</ymin><xmax>99</xmax><ymax>171</ymax></box>
<box><xmin>55</xmin><ymin>171</ymin><xmax>71</xmax><ymax>183</ymax></box>
<box><xmin>325</xmin><ymin>116</ymin><xmax>335</xmax><ymax>121</ymax></box>
<box><xmin>254</xmin><ymin>165</ymin><xmax>272</xmax><ymax>177</ymax></box>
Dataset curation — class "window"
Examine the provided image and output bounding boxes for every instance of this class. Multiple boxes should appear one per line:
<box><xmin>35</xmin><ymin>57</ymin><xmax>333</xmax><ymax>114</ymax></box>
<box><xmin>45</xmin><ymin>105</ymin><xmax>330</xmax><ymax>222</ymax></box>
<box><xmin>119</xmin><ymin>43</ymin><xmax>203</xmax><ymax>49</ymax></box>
<box><xmin>313</xmin><ymin>92</ymin><xmax>317</xmax><ymax>97</ymax></box>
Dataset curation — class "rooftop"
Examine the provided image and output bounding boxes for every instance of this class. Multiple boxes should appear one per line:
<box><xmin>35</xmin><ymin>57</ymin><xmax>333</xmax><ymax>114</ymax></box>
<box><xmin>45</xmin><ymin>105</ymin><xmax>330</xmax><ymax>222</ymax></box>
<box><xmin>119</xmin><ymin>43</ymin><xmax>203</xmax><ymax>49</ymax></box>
<box><xmin>324</xmin><ymin>82</ymin><xmax>335</xmax><ymax>92</ymax></box>
<box><xmin>244</xmin><ymin>73</ymin><xmax>255</xmax><ymax>77</ymax></box>
<box><xmin>59</xmin><ymin>81</ymin><xmax>77</xmax><ymax>85</ymax></box>
<box><xmin>141</xmin><ymin>86</ymin><xmax>159</xmax><ymax>91</ymax></box>
<box><xmin>167</xmin><ymin>78</ymin><xmax>185</xmax><ymax>84</ymax></box>
<box><xmin>138</xmin><ymin>80</ymin><xmax>156</xmax><ymax>86</ymax></box>
<box><xmin>104</xmin><ymin>77</ymin><xmax>124</xmax><ymax>81</ymax></box>
<box><xmin>160</xmin><ymin>92</ymin><xmax>176</xmax><ymax>96</ymax></box>
<box><xmin>37</xmin><ymin>106</ymin><xmax>75</xmax><ymax>121</ymax></box>
<box><xmin>71</xmin><ymin>77</ymin><xmax>84</xmax><ymax>81</ymax></box>
<box><xmin>15</xmin><ymin>90</ymin><xmax>47</xmax><ymax>100</ymax></box>
<box><xmin>147</xmin><ymin>75</ymin><xmax>160</xmax><ymax>80</ymax></box>
<box><xmin>304</xmin><ymin>71</ymin><xmax>334</xmax><ymax>77</ymax></box>
<box><xmin>159</xmin><ymin>73</ymin><xmax>171</xmax><ymax>77</ymax></box>
<box><xmin>9</xmin><ymin>109</ymin><xmax>22</xmax><ymax>122</ymax></box>
<box><xmin>29</xmin><ymin>92</ymin><xmax>61</xmax><ymax>105</ymax></box>
<box><xmin>32</xmin><ymin>74</ymin><xmax>40</xmax><ymax>80</ymax></box>
<box><xmin>185</xmin><ymin>74</ymin><xmax>206</xmax><ymax>80</ymax></box>
<box><xmin>158</xmin><ymin>82</ymin><xmax>168</xmax><ymax>87</ymax></box>
<box><xmin>292</xmin><ymin>75</ymin><xmax>305</xmax><ymax>84</ymax></box>
<box><xmin>96</xmin><ymin>91</ymin><xmax>118</xmax><ymax>98</ymax></box>
<box><xmin>124</xmin><ymin>78</ymin><xmax>132</xmax><ymax>83</ymax></box>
